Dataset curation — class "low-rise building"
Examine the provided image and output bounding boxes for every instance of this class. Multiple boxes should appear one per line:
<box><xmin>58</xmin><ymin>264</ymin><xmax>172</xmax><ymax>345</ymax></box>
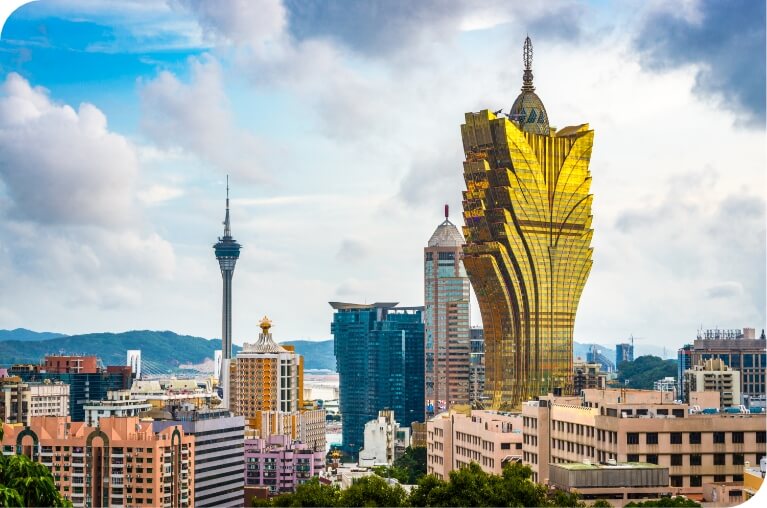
<box><xmin>359</xmin><ymin>410</ymin><xmax>410</xmax><ymax>467</ymax></box>
<box><xmin>684</xmin><ymin>358</ymin><xmax>741</xmax><ymax>408</ymax></box>
<box><xmin>573</xmin><ymin>359</ymin><xmax>607</xmax><ymax>394</ymax></box>
<box><xmin>521</xmin><ymin>388</ymin><xmax>767</xmax><ymax>497</ymax></box>
<box><xmin>549</xmin><ymin>462</ymin><xmax>673</xmax><ymax>506</ymax></box>
<box><xmin>83</xmin><ymin>390</ymin><xmax>152</xmax><ymax>426</ymax></box>
<box><xmin>427</xmin><ymin>409</ymin><xmax>523</xmax><ymax>480</ymax></box>
<box><xmin>1</xmin><ymin>416</ymin><xmax>194</xmax><ymax>508</ymax></box>
<box><xmin>0</xmin><ymin>378</ymin><xmax>69</xmax><ymax>424</ymax></box>
<box><xmin>131</xmin><ymin>379</ymin><xmax>216</xmax><ymax>409</ymax></box>
<box><xmin>244</xmin><ymin>434</ymin><xmax>325</xmax><ymax>495</ymax></box>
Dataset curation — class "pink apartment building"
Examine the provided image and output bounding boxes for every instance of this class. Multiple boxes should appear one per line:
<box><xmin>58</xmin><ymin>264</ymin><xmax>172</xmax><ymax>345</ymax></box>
<box><xmin>427</xmin><ymin>409</ymin><xmax>523</xmax><ymax>479</ymax></box>
<box><xmin>244</xmin><ymin>434</ymin><xmax>326</xmax><ymax>495</ymax></box>
<box><xmin>1</xmin><ymin>416</ymin><xmax>194</xmax><ymax>508</ymax></box>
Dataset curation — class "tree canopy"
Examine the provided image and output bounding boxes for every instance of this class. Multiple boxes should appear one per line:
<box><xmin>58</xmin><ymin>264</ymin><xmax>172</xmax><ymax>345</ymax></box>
<box><xmin>617</xmin><ymin>356</ymin><xmax>677</xmax><ymax>390</ymax></box>
<box><xmin>0</xmin><ymin>424</ymin><xmax>72</xmax><ymax>507</ymax></box>
<box><xmin>372</xmin><ymin>446</ymin><xmax>427</xmax><ymax>485</ymax></box>
<box><xmin>625</xmin><ymin>496</ymin><xmax>701</xmax><ymax>507</ymax></box>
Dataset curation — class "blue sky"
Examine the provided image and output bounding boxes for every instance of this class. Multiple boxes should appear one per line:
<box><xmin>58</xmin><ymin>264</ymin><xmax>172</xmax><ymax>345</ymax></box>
<box><xmin>0</xmin><ymin>0</ymin><xmax>764</xmax><ymax>355</ymax></box>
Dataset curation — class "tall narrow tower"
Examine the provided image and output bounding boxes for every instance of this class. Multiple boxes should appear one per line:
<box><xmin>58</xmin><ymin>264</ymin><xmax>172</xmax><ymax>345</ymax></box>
<box><xmin>461</xmin><ymin>37</ymin><xmax>594</xmax><ymax>409</ymax></box>
<box><xmin>214</xmin><ymin>176</ymin><xmax>241</xmax><ymax>361</ymax></box>
<box><xmin>424</xmin><ymin>205</ymin><xmax>471</xmax><ymax>417</ymax></box>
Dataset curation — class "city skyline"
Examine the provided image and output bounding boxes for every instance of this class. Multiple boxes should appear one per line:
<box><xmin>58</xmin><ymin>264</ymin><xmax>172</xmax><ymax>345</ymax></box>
<box><xmin>0</xmin><ymin>1</ymin><xmax>764</xmax><ymax>351</ymax></box>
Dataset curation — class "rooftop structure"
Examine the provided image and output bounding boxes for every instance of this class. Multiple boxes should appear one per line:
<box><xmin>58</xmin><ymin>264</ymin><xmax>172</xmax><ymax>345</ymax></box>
<box><xmin>461</xmin><ymin>37</ymin><xmax>594</xmax><ymax>409</ymax></box>
<box><xmin>684</xmin><ymin>358</ymin><xmax>740</xmax><ymax>408</ymax></box>
<box><xmin>0</xmin><ymin>378</ymin><xmax>69</xmax><ymax>425</ymax></box>
<box><xmin>83</xmin><ymin>389</ymin><xmax>152</xmax><ymax>427</ymax></box>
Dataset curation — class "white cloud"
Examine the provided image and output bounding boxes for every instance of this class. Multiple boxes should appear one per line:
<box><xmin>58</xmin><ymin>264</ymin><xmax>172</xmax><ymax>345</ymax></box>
<box><xmin>169</xmin><ymin>0</ymin><xmax>286</xmax><ymax>45</ymax></box>
<box><xmin>140</xmin><ymin>55</ymin><xmax>268</xmax><ymax>181</ymax></box>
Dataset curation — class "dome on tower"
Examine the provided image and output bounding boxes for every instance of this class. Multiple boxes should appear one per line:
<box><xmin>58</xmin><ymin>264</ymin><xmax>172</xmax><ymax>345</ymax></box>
<box><xmin>508</xmin><ymin>36</ymin><xmax>550</xmax><ymax>136</ymax></box>
<box><xmin>428</xmin><ymin>205</ymin><xmax>464</xmax><ymax>247</ymax></box>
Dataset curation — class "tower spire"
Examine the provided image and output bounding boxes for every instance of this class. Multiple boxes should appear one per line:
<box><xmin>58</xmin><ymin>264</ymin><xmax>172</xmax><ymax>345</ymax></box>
<box><xmin>223</xmin><ymin>175</ymin><xmax>231</xmax><ymax>237</ymax></box>
<box><xmin>522</xmin><ymin>35</ymin><xmax>535</xmax><ymax>92</ymax></box>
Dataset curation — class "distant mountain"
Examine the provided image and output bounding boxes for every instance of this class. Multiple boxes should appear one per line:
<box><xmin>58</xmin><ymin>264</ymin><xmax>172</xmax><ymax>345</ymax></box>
<box><xmin>0</xmin><ymin>329</ymin><xmax>336</xmax><ymax>373</ymax></box>
<box><xmin>0</xmin><ymin>328</ymin><xmax>68</xmax><ymax>342</ymax></box>
<box><xmin>573</xmin><ymin>342</ymin><xmax>616</xmax><ymax>363</ymax></box>
<box><xmin>0</xmin><ymin>330</ymin><xmax>239</xmax><ymax>373</ymax></box>
<box><xmin>280</xmin><ymin>339</ymin><xmax>335</xmax><ymax>371</ymax></box>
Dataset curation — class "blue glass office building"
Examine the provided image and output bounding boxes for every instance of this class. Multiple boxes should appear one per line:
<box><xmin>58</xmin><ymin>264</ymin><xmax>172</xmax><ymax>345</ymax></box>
<box><xmin>330</xmin><ymin>302</ymin><xmax>424</xmax><ymax>458</ymax></box>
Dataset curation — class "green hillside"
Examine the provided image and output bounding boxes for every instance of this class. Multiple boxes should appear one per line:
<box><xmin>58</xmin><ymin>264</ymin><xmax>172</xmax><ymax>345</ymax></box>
<box><xmin>0</xmin><ymin>329</ymin><xmax>335</xmax><ymax>373</ymax></box>
<box><xmin>0</xmin><ymin>328</ymin><xmax>68</xmax><ymax>342</ymax></box>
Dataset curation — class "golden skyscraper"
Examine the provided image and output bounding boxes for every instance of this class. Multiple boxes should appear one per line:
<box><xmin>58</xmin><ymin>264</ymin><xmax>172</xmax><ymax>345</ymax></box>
<box><xmin>461</xmin><ymin>37</ymin><xmax>594</xmax><ymax>410</ymax></box>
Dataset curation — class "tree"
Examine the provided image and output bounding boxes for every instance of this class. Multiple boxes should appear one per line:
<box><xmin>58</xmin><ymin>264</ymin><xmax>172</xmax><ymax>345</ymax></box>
<box><xmin>0</xmin><ymin>423</ymin><xmax>73</xmax><ymax>507</ymax></box>
<box><xmin>270</xmin><ymin>478</ymin><xmax>341</xmax><ymax>507</ymax></box>
<box><xmin>339</xmin><ymin>475</ymin><xmax>408</xmax><ymax>507</ymax></box>
<box><xmin>625</xmin><ymin>497</ymin><xmax>700</xmax><ymax>507</ymax></box>
<box><xmin>617</xmin><ymin>356</ymin><xmax>677</xmax><ymax>390</ymax></box>
<box><xmin>591</xmin><ymin>500</ymin><xmax>613</xmax><ymax>507</ymax></box>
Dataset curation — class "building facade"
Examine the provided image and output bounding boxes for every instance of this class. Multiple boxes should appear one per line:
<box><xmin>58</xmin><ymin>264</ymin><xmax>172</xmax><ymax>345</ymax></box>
<box><xmin>678</xmin><ymin>344</ymin><xmax>694</xmax><ymax>401</ymax></box>
<box><xmin>461</xmin><ymin>37</ymin><xmax>594</xmax><ymax>409</ymax></box>
<box><xmin>616</xmin><ymin>343</ymin><xmax>634</xmax><ymax>367</ymax></box>
<box><xmin>684</xmin><ymin>358</ymin><xmax>741</xmax><ymax>408</ymax></box>
<box><xmin>0</xmin><ymin>378</ymin><xmax>69</xmax><ymax>425</ymax></box>
<box><xmin>689</xmin><ymin>328</ymin><xmax>766</xmax><ymax>403</ymax></box>
<box><xmin>424</xmin><ymin>207</ymin><xmax>471</xmax><ymax>418</ymax></box>
<box><xmin>1</xmin><ymin>416</ymin><xmax>194</xmax><ymax>508</ymax></box>
<box><xmin>427</xmin><ymin>409</ymin><xmax>523</xmax><ymax>480</ymax></box>
<box><xmin>359</xmin><ymin>410</ymin><xmax>411</xmax><ymax>467</ymax></box>
<box><xmin>469</xmin><ymin>327</ymin><xmax>486</xmax><ymax>406</ymax></box>
<box><xmin>573</xmin><ymin>360</ymin><xmax>607</xmax><ymax>395</ymax></box>
<box><xmin>43</xmin><ymin>355</ymin><xmax>99</xmax><ymax>374</ymax></box>
<box><xmin>244</xmin><ymin>434</ymin><xmax>325</xmax><ymax>495</ymax></box>
<box><xmin>521</xmin><ymin>388</ymin><xmax>767</xmax><ymax>496</ymax></box>
<box><xmin>549</xmin><ymin>462</ymin><xmax>673</xmax><ymax>505</ymax></box>
<box><xmin>153</xmin><ymin>407</ymin><xmax>245</xmax><ymax>508</ymax></box>
<box><xmin>331</xmin><ymin>302</ymin><xmax>424</xmax><ymax>457</ymax></box>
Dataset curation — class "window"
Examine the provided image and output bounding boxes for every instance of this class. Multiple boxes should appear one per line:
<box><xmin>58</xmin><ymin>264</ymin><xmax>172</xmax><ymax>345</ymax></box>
<box><xmin>627</xmin><ymin>433</ymin><xmax>640</xmax><ymax>445</ymax></box>
<box><xmin>714</xmin><ymin>475</ymin><xmax>727</xmax><ymax>482</ymax></box>
<box><xmin>501</xmin><ymin>443</ymin><xmax>511</xmax><ymax>450</ymax></box>
<box><xmin>670</xmin><ymin>433</ymin><xmax>683</xmax><ymax>444</ymax></box>
<box><xmin>714</xmin><ymin>454</ymin><xmax>726</xmax><ymax>465</ymax></box>
<box><xmin>733</xmin><ymin>475</ymin><xmax>744</xmax><ymax>482</ymax></box>
<box><xmin>732</xmin><ymin>432</ymin><xmax>744</xmax><ymax>444</ymax></box>
<box><xmin>646</xmin><ymin>433</ymin><xmax>658</xmax><ymax>445</ymax></box>
<box><xmin>714</xmin><ymin>432</ymin><xmax>725</xmax><ymax>443</ymax></box>
<box><xmin>689</xmin><ymin>432</ymin><xmax>701</xmax><ymax>444</ymax></box>
<box><xmin>671</xmin><ymin>476</ymin><xmax>684</xmax><ymax>487</ymax></box>
<box><xmin>627</xmin><ymin>454</ymin><xmax>640</xmax><ymax>462</ymax></box>
<box><xmin>733</xmin><ymin>454</ymin><xmax>744</xmax><ymax>465</ymax></box>
<box><xmin>757</xmin><ymin>432</ymin><xmax>766</xmax><ymax>444</ymax></box>
<box><xmin>671</xmin><ymin>455</ymin><xmax>683</xmax><ymax>466</ymax></box>
<box><xmin>646</xmin><ymin>454</ymin><xmax>658</xmax><ymax>465</ymax></box>
<box><xmin>690</xmin><ymin>476</ymin><xmax>702</xmax><ymax>487</ymax></box>
<box><xmin>690</xmin><ymin>454</ymin><xmax>702</xmax><ymax>466</ymax></box>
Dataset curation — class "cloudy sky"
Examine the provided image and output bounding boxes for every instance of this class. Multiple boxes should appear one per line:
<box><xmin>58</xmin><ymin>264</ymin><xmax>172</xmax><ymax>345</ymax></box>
<box><xmin>0</xmin><ymin>0</ymin><xmax>764</xmax><ymax>354</ymax></box>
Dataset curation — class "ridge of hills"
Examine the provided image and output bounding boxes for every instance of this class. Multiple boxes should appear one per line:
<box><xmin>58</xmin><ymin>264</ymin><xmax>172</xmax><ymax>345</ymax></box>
<box><xmin>0</xmin><ymin>329</ymin><xmax>336</xmax><ymax>373</ymax></box>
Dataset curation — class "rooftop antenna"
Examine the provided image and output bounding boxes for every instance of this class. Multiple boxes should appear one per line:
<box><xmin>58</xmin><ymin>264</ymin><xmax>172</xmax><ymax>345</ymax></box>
<box><xmin>522</xmin><ymin>35</ymin><xmax>535</xmax><ymax>92</ymax></box>
<box><xmin>223</xmin><ymin>175</ymin><xmax>231</xmax><ymax>237</ymax></box>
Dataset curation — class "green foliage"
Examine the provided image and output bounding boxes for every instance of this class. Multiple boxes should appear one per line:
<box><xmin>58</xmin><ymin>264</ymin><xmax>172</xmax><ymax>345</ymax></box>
<box><xmin>625</xmin><ymin>496</ymin><xmax>700</xmax><ymax>507</ymax></box>
<box><xmin>617</xmin><ymin>356</ymin><xmax>677</xmax><ymax>390</ymax></box>
<box><xmin>591</xmin><ymin>500</ymin><xmax>613</xmax><ymax>507</ymax></box>
<box><xmin>0</xmin><ymin>451</ymin><xmax>72</xmax><ymax>507</ymax></box>
<box><xmin>372</xmin><ymin>446</ymin><xmax>427</xmax><ymax>485</ymax></box>
<box><xmin>339</xmin><ymin>475</ymin><xmax>408</xmax><ymax>507</ymax></box>
<box><xmin>269</xmin><ymin>478</ymin><xmax>341</xmax><ymax>507</ymax></box>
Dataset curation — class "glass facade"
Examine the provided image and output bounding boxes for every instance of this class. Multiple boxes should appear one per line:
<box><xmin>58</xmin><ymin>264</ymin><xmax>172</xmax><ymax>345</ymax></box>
<box><xmin>330</xmin><ymin>303</ymin><xmax>424</xmax><ymax>458</ymax></box>
<box><xmin>460</xmin><ymin>40</ymin><xmax>594</xmax><ymax>409</ymax></box>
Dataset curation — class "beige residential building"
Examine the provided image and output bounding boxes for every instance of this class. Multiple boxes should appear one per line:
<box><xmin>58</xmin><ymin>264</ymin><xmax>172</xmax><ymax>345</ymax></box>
<box><xmin>521</xmin><ymin>388</ymin><xmax>767</xmax><ymax>497</ymax></box>
<box><xmin>1</xmin><ymin>416</ymin><xmax>194</xmax><ymax>508</ymax></box>
<box><xmin>573</xmin><ymin>359</ymin><xmax>606</xmax><ymax>394</ymax></box>
<box><xmin>684</xmin><ymin>358</ymin><xmax>741</xmax><ymax>407</ymax></box>
<box><xmin>0</xmin><ymin>378</ymin><xmax>69</xmax><ymax>425</ymax></box>
<box><xmin>427</xmin><ymin>409</ymin><xmax>523</xmax><ymax>480</ymax></box>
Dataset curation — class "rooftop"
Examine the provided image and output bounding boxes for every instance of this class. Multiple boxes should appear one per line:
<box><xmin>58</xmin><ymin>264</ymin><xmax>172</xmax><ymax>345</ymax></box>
<box><xmin>554</xmin><ymin>462</ymin><xmax>665</xmax><ymax>471</ymax></box>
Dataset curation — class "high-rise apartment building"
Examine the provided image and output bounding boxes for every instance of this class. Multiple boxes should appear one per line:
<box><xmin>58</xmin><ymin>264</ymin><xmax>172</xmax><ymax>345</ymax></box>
<box><xmin>573</xmin><ymin>359</ymin><xmax>606</xmax><ymax>394</ymax></box>
<box><xmin>213</xmin><ymin>178</ymin><xmax>241</xmax><ymax>407</ymax></box>
<box><xmin>331</xmin><ymin>302</ymin><xmax>424</xmax><ymax>457</ymax></box>
<box><xmin>469</xmin><ymin>328</ymin><xmax>486</xmax><ymax>406</ymax></box>
<box><xmin>153</xmin><ymin>407</ymin><xmax>245</xmax><ymax>508</ymax></box>
<box><xmin>1</xmin><ymin>416</ymin><xmax>194</xmax><ymax>508</ymax></box>
<box><xmin>424</xmin><ymin>206</ymin><xmax>471</xmax><ymax>417</ymax></box>
<box><xmin>678</xmin><ymin>344</ymin><xmax>694</xmax><ymax>401</ymax></box>
<box><xmin>689</xmin><ymin>328</ymin><xmax>766</xmax><ymax>403</ymax></box>
<box><xmin>461</xmin><ymin>37</ymin><xmax>594</xmax><ymax>409</ymax></box>
<box><xmin>616</xmin><ymin>343</ymin><xmax>634</xmax><ymax>367</ymax></box>
<box><xmin>684</xmin><ymin>358</ymin><xmax>741</xmax><ymax>408</ymax></box>
<box><xmin>0</xmin><ymin>378</ymin><xmax>69</xmax><ymax>424</ymax></box>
